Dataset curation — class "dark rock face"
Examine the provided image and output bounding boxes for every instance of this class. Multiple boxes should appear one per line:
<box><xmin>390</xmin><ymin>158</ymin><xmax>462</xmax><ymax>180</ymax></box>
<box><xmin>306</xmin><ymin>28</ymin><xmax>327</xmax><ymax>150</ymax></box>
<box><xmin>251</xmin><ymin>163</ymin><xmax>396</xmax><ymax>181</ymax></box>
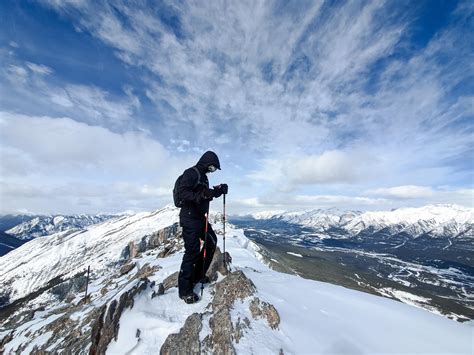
<box><xmin>50</xmin><ymin>274</ymin><xmax>88</xmax><ymax>301</ymax></box>
<box><xmin>206</xmin><ymin>247</ymin><xmax>230</xmax><ymax>282</ymax></box>
<box><xmin>160</xmin><ymin>313</ymin><xmax>203</xmax><ymax>355</ymax></box>
<box><xmin>90</xmin><ymin>278</ymin><xmax>150</xmax><ymax>355</ymax></box>
<box><xmin>152</xmin><ymin>283</ymin><xmax>165</xmax><ymax>298</ymax></box>
<box><xmin>121</xmin><ymin>223</ymin><xmax>181</xmax><ymax>260</ymax></box>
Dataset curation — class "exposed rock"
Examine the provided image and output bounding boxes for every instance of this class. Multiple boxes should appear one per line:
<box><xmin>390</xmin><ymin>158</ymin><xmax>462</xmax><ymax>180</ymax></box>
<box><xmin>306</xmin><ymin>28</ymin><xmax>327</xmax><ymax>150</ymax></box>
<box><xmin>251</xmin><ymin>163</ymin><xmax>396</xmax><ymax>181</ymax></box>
<box><xmin>135</xmin><ymin>264</ymin><xmax>160</xmax><ymax>279</ymax></box>
<box><xmin>119</xmin><ymin>262</ymin><xmax>135</xmax><ymax>275</ymax></box>
<box><xmin>147</xmin><ymin>224</ymin><xmax>180</xmax><ymax>250</ymax></box>
<box><xmin>202</xmin><ymin>270</ymin><xmax>257</xmax><ymax>354</ymax></box>
<box><xmin>234</xmin><ymin>317</ymin><xmax>251</xmax><ymax>343</ymax></box>
<box><xmin>203</xmin><ymin>308</ymin><xmax>236</xmax><ymax>354</ymax></box>
<box><xmin>157</xmin><ymin>238</ymin><xmax>184</xmax><ymax>258</ymax></box>
<box><xmin>122</xmin><ymin>223</ymin><xmax>182</xmax><ymax>259</ymax></box>
<box><xmin>152</xmin><ymin>283</ymin><xmax>165</xmax><ymax>298</ymax></box>
<box><xmin>157</xmin><ymin>246</ymin><xmax>171</xmax><ymax>258</ymax></box>
<box><xmin>162</xmin><ymin>271</ymin><xmax>179</xmax><ymax>291</ymax></box>
<box><xmin>160</xmin><ymin>313</ymin><xmax>202</xmax><ymax>355</ymax></box>
<box><xmin>100</xmin><ymin>287</ymin><xmax>108</xmax><ymax>296</ymax></box>
<box><xmin>90</xmin><ymin>278</ymin><xmax>149</xmax><ymax>355</ymax></box>
<box><xmin>128</xmin><ymin>241</ymin><xmax>138</xmax><ymax>259</ymax></box>
<box><xmin>249</xmin><ymin>297</ymin><xmax>280</xmax><ymax>329</ymax></box>
<box><xmin>212</xmin><ymin>270</ymin><xmax>256</xmax><ymax>312</ymax></box>
<box><xmin>206</xmin><ymin>247</ymin><xmax>230</xmax><ymax>282</ymax></box>
<box><xmin>0</xmin><ymin>332</ymin><xmax>13</xmax><ymax>353</ymax></box>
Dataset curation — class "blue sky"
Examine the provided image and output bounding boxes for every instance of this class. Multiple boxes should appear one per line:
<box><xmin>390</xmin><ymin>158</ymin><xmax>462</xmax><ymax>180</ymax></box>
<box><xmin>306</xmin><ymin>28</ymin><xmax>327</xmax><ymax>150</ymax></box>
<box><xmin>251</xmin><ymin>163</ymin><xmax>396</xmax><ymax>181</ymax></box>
<box><xmin>0</xmin><ymin>0</ymin><xmax>473</xmax><ymax>215</ymax></box>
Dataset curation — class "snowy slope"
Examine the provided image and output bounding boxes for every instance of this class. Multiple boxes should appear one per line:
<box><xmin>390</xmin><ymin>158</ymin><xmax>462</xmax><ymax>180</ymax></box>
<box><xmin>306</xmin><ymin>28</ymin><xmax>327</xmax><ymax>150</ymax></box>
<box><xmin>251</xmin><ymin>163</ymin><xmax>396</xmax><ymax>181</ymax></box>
<box><xmin>6</xmin><ymin>214</ymin><xmax>118</xmax><ymax>240</ymax></box>
<box><xmin>0</xmin><ymin>205</ymin><xmax>472</xmax><ymax>354</ymax></box>
<box><xmin>0</xmin><ymin>206</ymin><xmax>179</xmax><ymax>302</ymax></box>
<box><xmin>107</xmin><ymin>221</ymin><xmax>472</xmax><ymax>354</ymax></box>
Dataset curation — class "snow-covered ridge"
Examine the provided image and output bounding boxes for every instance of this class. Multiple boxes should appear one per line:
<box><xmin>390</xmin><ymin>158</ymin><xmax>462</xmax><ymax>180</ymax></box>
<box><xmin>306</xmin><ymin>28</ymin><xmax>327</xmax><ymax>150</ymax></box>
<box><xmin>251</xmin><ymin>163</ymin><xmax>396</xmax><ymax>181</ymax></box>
<box><xmin>249</xmin><ymin>204</ymin><xmax>474</xmax><ymax>237</ymax></box>
<box><xmin>6</xmin><ymin>214</ymin><xmax>120</xmax><ymax>240</ymax></box>
<box><xmin>0</xmin><ymin>204</ymin><xmax>472</xmax><ymax>354</ymax></box>
<box><xmin>0</xmin><ymin>206</ymin><xmax>179</xmax><ymax>302</ymax></box>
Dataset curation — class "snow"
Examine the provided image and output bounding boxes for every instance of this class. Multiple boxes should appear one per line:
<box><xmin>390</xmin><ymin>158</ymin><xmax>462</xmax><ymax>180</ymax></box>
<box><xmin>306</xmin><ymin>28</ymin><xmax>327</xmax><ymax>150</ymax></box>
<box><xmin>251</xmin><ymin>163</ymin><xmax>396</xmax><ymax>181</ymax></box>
<box><xmin>108</xmin><ymin>221</ymin><xmax>471</xmax><ymax>354</ymax></box>
<box><xmin>107</xmin><ymin>250</ymin><xmax>215</xmax><ymax>354</ymax></box>
<box><xmin>249</xmin><ymin>204</ymin><xmax>474</xmax><ymax>238</ymax></box>
<box><xmin>2</xmin><ymin>205</ymin><xmax>472</xmax><ymax>354</ymax></box>
<box><xmin>286</xmin><ymin>252</ymin><xmax>303</xmax><ymax>258</ymax></box>
<box><xmin>53</xmin><ymin>216</ymin><xmax>65</xmax><ymax>226</ymax></box>
<box><xmin>0</xmin><ymin>205</ymin><xmax>179</xmax><ymax>301</ymax></box>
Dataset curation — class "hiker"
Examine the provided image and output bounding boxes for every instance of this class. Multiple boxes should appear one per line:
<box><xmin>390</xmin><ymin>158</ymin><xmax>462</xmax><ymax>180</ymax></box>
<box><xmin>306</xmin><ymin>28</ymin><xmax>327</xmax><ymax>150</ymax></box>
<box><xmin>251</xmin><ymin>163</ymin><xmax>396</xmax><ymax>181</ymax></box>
<box><xmin>175</xmin><ymin>151</ymin><xmax>228</xmax><ymax>304</ymax></box>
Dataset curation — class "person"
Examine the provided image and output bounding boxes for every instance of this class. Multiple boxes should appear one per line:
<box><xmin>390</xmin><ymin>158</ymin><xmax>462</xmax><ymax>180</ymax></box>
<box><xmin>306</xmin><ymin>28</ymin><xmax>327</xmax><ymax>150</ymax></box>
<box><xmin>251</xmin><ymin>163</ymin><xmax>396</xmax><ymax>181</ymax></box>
<box><xmin>176</xmin><ymin>151</ymin><xmax>228</xmax><ymax>304</ymax></box>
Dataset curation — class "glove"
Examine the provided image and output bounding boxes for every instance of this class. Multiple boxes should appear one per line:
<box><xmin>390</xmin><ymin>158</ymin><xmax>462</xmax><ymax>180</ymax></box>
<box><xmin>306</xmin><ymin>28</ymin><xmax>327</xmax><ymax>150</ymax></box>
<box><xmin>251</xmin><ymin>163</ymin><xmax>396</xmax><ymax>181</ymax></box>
<box><xmin>213</xmin><ymin>184</ymin><xmax>228</xmax><ymax>195</ymax></box>
<box><xmin>197</xmin><ymin>186</ymin><xmax>213</xmax><ymax>202</ymax></box>
<box><xmin>211</xmin><ymin>188</ymin><xmax>223</xmax><ymax>198</ymax></box>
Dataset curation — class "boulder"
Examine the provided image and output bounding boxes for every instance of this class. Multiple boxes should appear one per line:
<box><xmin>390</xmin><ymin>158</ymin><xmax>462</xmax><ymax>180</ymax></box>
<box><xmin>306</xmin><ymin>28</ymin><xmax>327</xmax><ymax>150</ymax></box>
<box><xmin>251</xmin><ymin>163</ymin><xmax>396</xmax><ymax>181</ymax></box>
<box><xmin>206</xmin><ymin>247</ymin><xmax>230</xmax><ymax>282</ymax></box>
<box><xmin>119</xmin><ymin>262</ymin><xmax>135</xmax><ymax>276</ymax></box>
<box><xmin>162</xmin><ymin>272</ymin><xmax>179</xmax><ymax>291</ymax></box>
<box><xmin>160</xmin><ymin>313</ymin><xmax>202</xmax><ymax>355</ymax></box>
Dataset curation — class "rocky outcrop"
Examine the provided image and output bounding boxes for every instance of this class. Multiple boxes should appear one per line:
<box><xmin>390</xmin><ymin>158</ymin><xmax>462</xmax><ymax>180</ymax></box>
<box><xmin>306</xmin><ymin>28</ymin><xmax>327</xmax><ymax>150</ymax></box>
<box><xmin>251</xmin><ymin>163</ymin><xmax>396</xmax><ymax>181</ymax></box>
<box><xmin>202</xmin><ymin>270</ymin><xmax>256</xmax><ymax>354</ymax></box>
<box><xmin>160</xmin><ymin>313</ymin><xmax>203</xmax><ymax>355</ymax></box>
<box><xmin>50</xmin><ymin>274</ymin><xmax>88</xmax><ymax>301</ymax></box>
<box><xmin>119</xmin><ymin>262</ymin><xmax>135</xmax><ymax>275</ymax></box>
<box><xmin>206</xmin><ymin>247</ymin><xmax>230</xmax><ymax>281</ymax></box>
<box><xmin>162</xmin><ymin>271</ymin><xmax>179</xmax><ymax>292</ymax></box>
<box><xmin>162</xmin><ymin>268</ymin><xmax>280</xmax><ymax>355</ymax></box>
<box><xmin>249</xmin><ymin>297</ymin><xmax>280</xmax><ymax>329</ymax></box>
<box><xmin>90</xmin><ymin>278</ymin><xmax>150</xmax><ymax>355</ymax></box>
<box><xmin>121</xmin><ymin>223</ymin><xmax>181</xmax><ymax>260</ymax></box>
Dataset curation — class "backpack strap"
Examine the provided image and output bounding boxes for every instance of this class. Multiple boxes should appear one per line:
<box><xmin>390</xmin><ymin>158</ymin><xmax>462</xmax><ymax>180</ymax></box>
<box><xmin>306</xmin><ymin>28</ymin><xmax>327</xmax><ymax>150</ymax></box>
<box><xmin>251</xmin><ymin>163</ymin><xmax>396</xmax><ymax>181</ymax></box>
<box><xmin>192</xmin><ymin>166</ymin><xmax>201</xmax><ymax>189</ymax></box>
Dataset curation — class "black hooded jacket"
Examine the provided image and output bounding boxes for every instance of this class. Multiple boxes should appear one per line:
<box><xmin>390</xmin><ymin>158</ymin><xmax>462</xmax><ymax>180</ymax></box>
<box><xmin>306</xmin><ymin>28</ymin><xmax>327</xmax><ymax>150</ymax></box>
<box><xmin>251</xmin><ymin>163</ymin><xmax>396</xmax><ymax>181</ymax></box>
<box><xmin>178</xmin><ymin>151</ymin><xmax>221</xmax><ymax>218</ymax></box>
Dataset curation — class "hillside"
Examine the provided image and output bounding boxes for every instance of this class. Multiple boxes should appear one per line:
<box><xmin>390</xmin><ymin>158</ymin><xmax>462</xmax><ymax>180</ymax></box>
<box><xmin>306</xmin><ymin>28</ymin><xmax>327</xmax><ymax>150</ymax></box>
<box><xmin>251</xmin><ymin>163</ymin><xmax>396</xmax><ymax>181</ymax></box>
<box><xmin>0</xmin><ymin>206</ymin><xmax>472</xmax><ymax>354</ymax></box>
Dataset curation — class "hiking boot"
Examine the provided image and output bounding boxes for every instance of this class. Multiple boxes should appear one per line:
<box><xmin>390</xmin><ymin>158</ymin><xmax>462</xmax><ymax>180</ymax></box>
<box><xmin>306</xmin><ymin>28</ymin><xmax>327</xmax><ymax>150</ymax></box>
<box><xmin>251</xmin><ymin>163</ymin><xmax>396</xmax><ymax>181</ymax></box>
<box><xmin>181</xmin><ymin>293</ymin><xmax>199</xmax><ymax>304</ymax></box>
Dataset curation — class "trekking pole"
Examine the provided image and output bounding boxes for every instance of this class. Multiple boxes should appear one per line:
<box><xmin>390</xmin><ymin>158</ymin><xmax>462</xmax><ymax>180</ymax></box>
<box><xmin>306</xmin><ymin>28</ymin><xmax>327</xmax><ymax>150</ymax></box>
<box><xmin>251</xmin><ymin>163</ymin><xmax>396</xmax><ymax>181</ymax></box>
<box><xmin>84</xmin><ymin>265</ymin><xmax>90</xmax><ymax>304</ymax></box>
<box><xmin>201</xmin><ymin>211</ymin><xmax>209</xmax><ymax>297</ymax></box>
<box><xmin>223</xmin><ymin>194</ymin><xmax>227</xmax><ymax>268</ymax></box>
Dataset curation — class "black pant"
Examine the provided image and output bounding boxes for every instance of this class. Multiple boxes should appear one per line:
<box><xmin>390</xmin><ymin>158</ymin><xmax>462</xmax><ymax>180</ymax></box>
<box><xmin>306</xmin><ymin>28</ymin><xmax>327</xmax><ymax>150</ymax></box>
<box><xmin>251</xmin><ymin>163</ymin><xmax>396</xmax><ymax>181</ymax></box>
<box><xmin>178</xmin><ymin>215</ymin><xmax>217</xmax><ymax>297</ymax></box>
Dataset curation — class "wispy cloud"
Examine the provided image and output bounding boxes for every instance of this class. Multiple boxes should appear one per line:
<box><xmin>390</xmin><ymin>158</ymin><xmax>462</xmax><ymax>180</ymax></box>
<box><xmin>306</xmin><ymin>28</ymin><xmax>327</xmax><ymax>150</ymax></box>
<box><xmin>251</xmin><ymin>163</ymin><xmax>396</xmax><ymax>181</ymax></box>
<box><xmin>0</xmin><ymin>0</ymin><xmax>472</xmax><ymax>213</ymax></box>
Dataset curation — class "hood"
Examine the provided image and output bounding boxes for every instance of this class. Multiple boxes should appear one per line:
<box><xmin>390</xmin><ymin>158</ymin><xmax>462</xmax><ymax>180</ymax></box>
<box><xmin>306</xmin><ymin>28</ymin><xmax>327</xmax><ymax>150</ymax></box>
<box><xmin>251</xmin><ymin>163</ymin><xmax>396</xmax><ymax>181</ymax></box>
<box><xmin>196</xmin><ymin>151</ymin><xmax>221</xmax><ymax>171</ymax></box>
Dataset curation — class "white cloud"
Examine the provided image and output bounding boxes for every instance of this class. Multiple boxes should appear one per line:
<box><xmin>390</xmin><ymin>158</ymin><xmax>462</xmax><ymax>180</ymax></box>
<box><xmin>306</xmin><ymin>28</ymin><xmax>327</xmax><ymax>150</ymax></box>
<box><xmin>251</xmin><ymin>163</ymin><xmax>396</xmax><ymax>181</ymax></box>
<box><xmin>26</xmin><ymin>62</ymin><xmax>53</xmax><ymax>75</ymax></box>
<box><xmin>0</xmin><ymin>112</ymin><xmax>200</xmax><ymax>214</ymax></box>
<box><xmin>368</xmin><ymin>185</ymin><xmax>434</xmax><ymax>199</ymax></box>
<box><xmin>2</xmin><ymin>1</ymin><xmax>472</xmax><ymax>214</ymax></box>
<box><xmin>0</xmin><ymin>112</ymin><xmax>169</xmax><ymax>175</ymax></box>
<box><xmin>1</xmin><ymin>58</ymin><xmax>139</xmax><ymax>128</ymax></box>
<box><xmin>248</xmin><ymin>150</ymin><xmax>376</xmax><ymax>190</ymax></box>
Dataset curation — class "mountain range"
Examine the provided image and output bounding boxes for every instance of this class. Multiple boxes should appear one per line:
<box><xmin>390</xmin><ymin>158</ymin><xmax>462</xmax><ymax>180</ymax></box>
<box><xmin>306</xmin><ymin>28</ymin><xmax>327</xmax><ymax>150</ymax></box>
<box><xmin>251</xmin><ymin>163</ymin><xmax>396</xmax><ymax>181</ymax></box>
<box><xmin>5</xmin><ymin>214</ymin><xmax>119</xmax><ymax>240</ymax></box>
<box><xmin>248</xmin><ymin>204</ymin><xmax>473</xmax><ymax>239</ymax></box>
<box><xmin>0</xmin><ymin>205</ymin><xmax>471</xmax><ymax>354</ymax></box>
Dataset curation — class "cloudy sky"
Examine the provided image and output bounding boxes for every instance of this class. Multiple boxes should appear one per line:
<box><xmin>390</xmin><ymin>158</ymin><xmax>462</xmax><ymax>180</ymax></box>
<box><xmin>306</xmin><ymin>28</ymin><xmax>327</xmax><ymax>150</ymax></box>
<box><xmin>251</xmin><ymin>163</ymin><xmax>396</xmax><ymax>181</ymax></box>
<box><xmin>0</xmin><ymin>0</ymin><xmax>473</xmax><ymax>215</ymax></box>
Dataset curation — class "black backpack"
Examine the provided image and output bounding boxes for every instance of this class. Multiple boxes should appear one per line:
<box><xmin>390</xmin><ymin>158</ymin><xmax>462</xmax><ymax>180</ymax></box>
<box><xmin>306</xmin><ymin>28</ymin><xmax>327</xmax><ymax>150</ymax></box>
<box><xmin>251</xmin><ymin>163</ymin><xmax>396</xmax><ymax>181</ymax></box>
<box><xmin>173</xmin><ymin>167</ymin><xmax>201</xmax><ymax>207</ymax></box>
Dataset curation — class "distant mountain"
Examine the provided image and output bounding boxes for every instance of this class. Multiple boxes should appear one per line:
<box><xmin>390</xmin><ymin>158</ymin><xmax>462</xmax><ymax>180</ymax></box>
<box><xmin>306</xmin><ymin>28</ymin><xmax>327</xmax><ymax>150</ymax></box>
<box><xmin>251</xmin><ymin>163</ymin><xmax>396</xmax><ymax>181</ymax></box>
<box><xmin>6</xmin><ymin>214</ymin><xmax>119</xmax><ymax>240</ymax></box>
<box><xmin>0</xmin><ymin>231</ymin><xmax>28</xmax><ymax>256</ymax></box>
<box><xmin>248</xmin><ymin>204</ymin><xmax>473</xmax><ymax>239</ymax></box>
<box><xmin>231</xmin><ymin>204</ymin><xmax>474</xmax><ymax>321</ymax></box>
<box><xmin>0</xmin><ymin>215</ymin><xmax>35</xmax><ymax>232</ymax></box>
